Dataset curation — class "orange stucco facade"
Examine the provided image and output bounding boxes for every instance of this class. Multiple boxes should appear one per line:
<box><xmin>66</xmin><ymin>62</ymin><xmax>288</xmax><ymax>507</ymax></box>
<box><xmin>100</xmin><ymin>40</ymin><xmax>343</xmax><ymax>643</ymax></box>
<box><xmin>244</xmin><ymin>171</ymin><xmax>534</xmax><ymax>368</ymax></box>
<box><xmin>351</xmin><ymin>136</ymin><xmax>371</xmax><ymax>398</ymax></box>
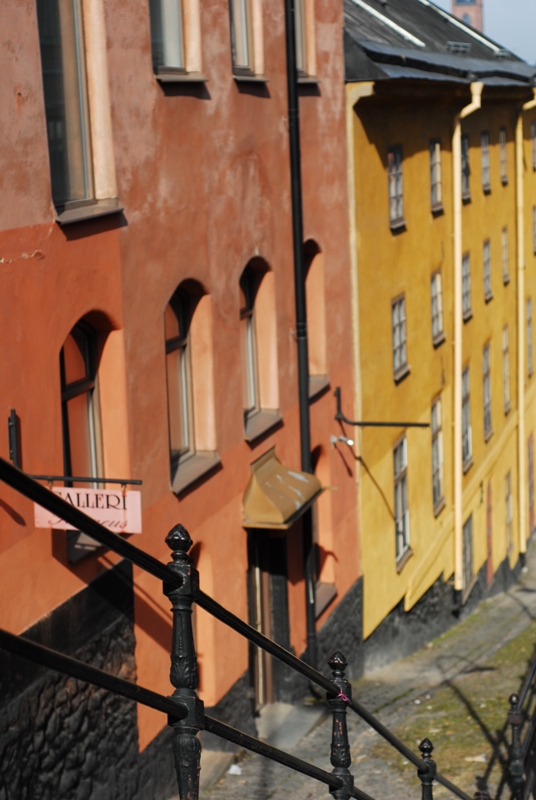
<box><xmin>1</xmin><ymin>0</ymin><xmax>359</xmax><ymax>756</ymax></box>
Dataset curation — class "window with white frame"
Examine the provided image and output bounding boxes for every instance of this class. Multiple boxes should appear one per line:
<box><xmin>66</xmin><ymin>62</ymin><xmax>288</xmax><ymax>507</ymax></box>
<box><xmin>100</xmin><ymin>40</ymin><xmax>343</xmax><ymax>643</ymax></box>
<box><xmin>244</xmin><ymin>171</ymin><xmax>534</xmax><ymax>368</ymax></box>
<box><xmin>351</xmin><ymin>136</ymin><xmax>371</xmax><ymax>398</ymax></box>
<box><xmin>462</xmin><ymin>253</ymin><xmax>472</xmax><ymax>318</ymax></box>
<box><xmin>37</xmin><ymin>0</ymin><xmax>94</xmax><ymax>208</ymax></box>
<box><xmin>463</xmin><ymin>515</ymin><xmax>473</xmax><ymax>590</ymax></box>
<box><xmin>502</xmin><ymin>227</ymin><xmax>510</xmax><ymax>283</ymax></box>
<box><xmin>531</xmin><ymin>122</ymin><xmax>536</xmax><ymax>172</ymax></box>
<box><xmin>229</xmin><ymin>0</ymin><xmax>254</xmax><ymax>73</ymax></box>
<box><xmin>165</xmin><ymin>289</ymin><xmax>195</xmax><ymax>473</ymax></box>
<box><xmin>149</xmin><ymin>0</ymin><xmax>186</xmax><ymax>72</ymax></box>
<box><xmin>431</xmin><ymin>396</ymin><xmax>444</xmax><ymax>511</ymax></box>
<box><xmin>505</xmin><ymin>471</ymin><xmax>513</xmax><ymax>551</ymax></box>
<box><xmin>483</xmin><ymin>239</ymin><xmax>492</xmax><ymax>300</ymax></box>
<box><xmin>481</xmin><ymin>131</ymin><xmax>491</xmax><ymax>190</ymax></box>
<box><xmin>461</xmin><ymin>134</ymin><xmax>471</xmax><ymax>199</ymax></box>
<box><xmin>430</xmin><ymin>140</ymin><xmax>443</xmax><ymax>209</ymax></box>
<box><xmin>503</xmin><ymin>326</ymin><xmax>511</xmax><ymax>414</ymax></box>
<box><xmin>295</xmin><ymin>0</ymin><xmax>308</xmax><ymax>75</ymax></box>
<box><xmin>391</xmin><ymin>295</ymin><xmax>408</xmax><ymax>378</ymax></box>
<box><xmin>499</xmin><ymin>127</ymin><xmax>508</xmax><ymax>184</ymax></box>
<box><xmin>528</xmin><ymin>298</ymin><xmax>534</xmax><ymax>377</ymax></box>
<box><xmin>394</xmin><ymin>436</ymin><xmax>409</xmax><ymax>561</ymax></box>
<box><xmin>388</xmin><ymin>146</ymin><xmax>404</xmax><ymax>226</ymax></box>
<box><xmin>240</xmin><ymin>265</ymin><xmax>260</xmax><ymax>423</ymax></box>
<box><xmin>431</xmin><ymin>270</ymin><xmax>444</xmax><ymax>343</ymax></box>
<box><xmin>483</xmin><ymin>342</ymin><xmax>492</xmax><ymax>439</ymax></box>
<box><xmin>462</xmin><ymin>366</ymin><xmax>472</xmax><ymax>466</ymax></box>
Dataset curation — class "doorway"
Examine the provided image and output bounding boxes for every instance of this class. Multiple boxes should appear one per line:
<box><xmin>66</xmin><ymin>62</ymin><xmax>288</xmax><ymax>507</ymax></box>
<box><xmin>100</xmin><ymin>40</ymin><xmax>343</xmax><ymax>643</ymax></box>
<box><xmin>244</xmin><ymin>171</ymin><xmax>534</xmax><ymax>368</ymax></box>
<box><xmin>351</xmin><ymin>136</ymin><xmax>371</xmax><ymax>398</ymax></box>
<box><xmin>247</xmin><ymin>531</ymin><xmax>291</xmax><ymax>711</ymax></box>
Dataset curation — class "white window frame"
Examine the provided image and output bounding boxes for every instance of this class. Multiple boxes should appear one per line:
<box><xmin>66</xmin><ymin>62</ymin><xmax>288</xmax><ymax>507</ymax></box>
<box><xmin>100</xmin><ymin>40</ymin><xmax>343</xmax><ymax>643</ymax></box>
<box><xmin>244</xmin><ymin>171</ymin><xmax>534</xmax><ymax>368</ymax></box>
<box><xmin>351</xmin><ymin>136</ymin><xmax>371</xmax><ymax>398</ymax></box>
<box><xmin>481</xmin><ymin>131</ymin><xmax>491</xmax><ymax>191</ymax></box>
<box><xmin>391</xmin><ymin>294</ymin><xmax>408</xmax><ymax>379</ymax></box>
<box><xmin>502</xmin><ymin>227</ymin><xmax>510</xmax><ymax>284</ymax></box>
<box><xmin>483</xmin><ymin>239</ymin><xmax>492</xmax><ymax>300</ymax></box>
<box><xmin>429</xmin><ymin>140</ymin><xmax>443</xmax><ymax>209</ymax></box>
<box><xmin>461</xmin><ymin>134</ymin><xmax>471</xmax><ymax>199</ymax></box>
<box><xmin>499</xmin><ymin>127</ymin><xmax>508</xmax><ymax>184</ymax></box>
<box><xmin>394</xmin><ymin>436</ymin><xmax>410</xmax><ymax>561</ymax></box>
<box><xmin>149</xmin><ymin>0</ymin><xmax>186</xmax><ymax>72</ymax></box>
<box><xmin>463</xmin><ymin>515</ymin><xmax>473</xmax><ymax>590</ymax></box>
<box><xmin>431</xmin><ymin>270</ymin><xmax>444</xmax><ymax>344</ymax></box>
<box><xmin>505</xmin><ymin>471</ymin><xmax>513</xmax><ymax>551</ymax></box>
<box><xmin>462</xmin><ymin>366</ymin><xmax>472</xmax><ymax>467</ymax></box>
<box><xmin>431</xmin><ymin>396</ymin><xmax>444</xmax><ymax>512</ymax></box>
<box><xmin>503</xmin><ymin>325</ymin><xmax>511</xmax><ymax>414</ymax></box>
<box><xmin>388</xmin><ymin>146</ymin><xmax>404</xmax><ymax>226</ymax></box>
<box><xmin>483</xmin><ymin>342</ymin><xmax>492</xmax><ymax>440</ymax></box>
<box><xmin>462</xmin><ymin>252</ymin><xmax>472</xmax><ymax>319</ymax></box>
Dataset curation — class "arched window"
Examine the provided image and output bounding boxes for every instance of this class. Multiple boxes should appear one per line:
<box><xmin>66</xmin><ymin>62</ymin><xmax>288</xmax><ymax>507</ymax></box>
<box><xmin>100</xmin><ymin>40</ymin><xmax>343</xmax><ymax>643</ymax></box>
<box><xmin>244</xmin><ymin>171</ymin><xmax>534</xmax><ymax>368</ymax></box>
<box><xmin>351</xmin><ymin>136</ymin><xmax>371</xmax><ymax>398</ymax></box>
<box><xmin>165</xmin><ymin>283</ymin><xmax>218</xmax><ymax>490</ymax></box>
<box><xmin>305</xmin><ymin>242</ymin><xmax>328</xmax><ymax>399</ymax></box>
<box><xmin>60</xmin><ymin>322</ymin><xmax>102</xmax><ymax>484</ymax></box>
<box><xmin>165</xmin><ymin>288</ymin><xmax>195</xmax><ymax>472</ymax></box>
<box><xmin>239</xmin><ymin>261</ymin><xmax>280</xmax><ymax>441</ymax></box>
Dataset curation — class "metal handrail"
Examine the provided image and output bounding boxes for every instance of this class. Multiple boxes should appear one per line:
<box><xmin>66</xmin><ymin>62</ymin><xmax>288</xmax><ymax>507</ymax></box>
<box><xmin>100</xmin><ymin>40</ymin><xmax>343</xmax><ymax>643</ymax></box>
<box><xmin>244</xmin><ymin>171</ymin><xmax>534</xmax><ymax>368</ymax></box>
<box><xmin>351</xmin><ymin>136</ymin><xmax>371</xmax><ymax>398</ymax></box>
<box><xmin>0</xmin><ymin>457</ymin><xmax>472</xmax><ymax>800</ymax></box>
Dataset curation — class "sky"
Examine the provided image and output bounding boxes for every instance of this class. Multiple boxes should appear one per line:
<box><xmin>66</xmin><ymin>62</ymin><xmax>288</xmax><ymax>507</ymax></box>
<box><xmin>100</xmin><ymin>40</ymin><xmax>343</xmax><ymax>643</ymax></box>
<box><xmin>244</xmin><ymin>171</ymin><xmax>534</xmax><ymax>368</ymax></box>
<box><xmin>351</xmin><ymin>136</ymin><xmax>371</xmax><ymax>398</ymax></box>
<box><xmin>432</xmin><ymin>0</ymin><xmax>536</xmax><ymax>65</ymax></box>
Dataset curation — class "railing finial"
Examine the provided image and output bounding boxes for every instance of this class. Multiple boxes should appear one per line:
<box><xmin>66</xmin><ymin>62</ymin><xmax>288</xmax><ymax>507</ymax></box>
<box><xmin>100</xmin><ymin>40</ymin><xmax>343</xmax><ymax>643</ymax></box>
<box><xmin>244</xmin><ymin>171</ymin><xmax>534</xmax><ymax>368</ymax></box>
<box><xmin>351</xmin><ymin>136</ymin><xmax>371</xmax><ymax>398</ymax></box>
<box><xmin>327</xmin><ymin>651</ymin><xmax>354</xmax><ymax>800</ymax></box>
<box><xmin>165</xmin><ymin>524</ymin><xmax>203</xmax><ymax>800</ymax></box>
<box><xmin>418</xmin><ymin>738</ymin><xmax>436</xmax><ymax>800</ymax></box>
<box><xmin>508</xmin><ymin>692</ymin><xmax>525</xmax><ymax>800</ymax></box>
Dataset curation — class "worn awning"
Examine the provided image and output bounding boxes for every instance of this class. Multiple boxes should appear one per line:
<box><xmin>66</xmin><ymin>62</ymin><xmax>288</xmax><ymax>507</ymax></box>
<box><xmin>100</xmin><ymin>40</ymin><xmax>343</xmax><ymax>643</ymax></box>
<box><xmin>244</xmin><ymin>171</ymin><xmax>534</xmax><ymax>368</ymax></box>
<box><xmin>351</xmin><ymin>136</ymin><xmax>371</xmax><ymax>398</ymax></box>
<box><xmin>243</xmin><ymin>448</ymin><xmax>323</xmax><ymax>530</ymax></box>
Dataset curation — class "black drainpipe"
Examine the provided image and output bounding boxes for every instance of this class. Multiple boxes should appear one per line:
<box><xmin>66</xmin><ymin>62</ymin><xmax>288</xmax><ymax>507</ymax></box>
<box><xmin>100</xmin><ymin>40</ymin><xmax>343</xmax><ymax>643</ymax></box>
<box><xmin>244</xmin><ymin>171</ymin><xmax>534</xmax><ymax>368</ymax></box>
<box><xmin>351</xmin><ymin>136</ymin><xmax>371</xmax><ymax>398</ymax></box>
<box><xmin>283</xmin><ymin>0</ymin><xmax>317</xmax><ymax>670</ymax></box>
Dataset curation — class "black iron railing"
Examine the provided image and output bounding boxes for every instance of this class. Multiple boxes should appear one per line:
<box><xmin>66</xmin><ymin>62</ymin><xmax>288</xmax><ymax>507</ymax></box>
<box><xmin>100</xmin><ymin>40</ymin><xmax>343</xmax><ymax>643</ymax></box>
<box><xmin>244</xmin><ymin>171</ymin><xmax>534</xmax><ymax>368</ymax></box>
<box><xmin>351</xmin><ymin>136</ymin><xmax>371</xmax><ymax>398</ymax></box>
<box><xmin>0</xmin><ymin>457</ymin><xmax>477</xmax><ymax>800</ymax></box>
<box><xmin>508</xmin><ymin>652</ymin><xmax>536</xmax><ymax>800</ymax></box>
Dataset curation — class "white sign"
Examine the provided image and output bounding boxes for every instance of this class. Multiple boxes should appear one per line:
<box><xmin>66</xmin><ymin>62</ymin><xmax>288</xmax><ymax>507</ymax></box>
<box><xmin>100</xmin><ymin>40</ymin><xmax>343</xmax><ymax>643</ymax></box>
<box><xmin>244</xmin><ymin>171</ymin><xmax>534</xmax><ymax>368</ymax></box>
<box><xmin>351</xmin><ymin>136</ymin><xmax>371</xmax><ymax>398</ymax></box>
<box><xmin>34</xmin><ymin>487</ymin><xmax>142</xmax><ymax>534</ymax></box>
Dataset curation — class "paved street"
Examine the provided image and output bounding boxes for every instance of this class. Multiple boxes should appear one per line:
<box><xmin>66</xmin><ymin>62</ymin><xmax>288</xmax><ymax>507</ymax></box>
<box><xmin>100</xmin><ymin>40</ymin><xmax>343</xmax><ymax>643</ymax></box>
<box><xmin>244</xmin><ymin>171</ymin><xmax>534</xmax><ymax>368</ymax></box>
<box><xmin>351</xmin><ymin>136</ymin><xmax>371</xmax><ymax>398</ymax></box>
<box><xmin>203</xmin><ymin>542</ymin><xmax>536</xmax><ymax>800</ymax></box>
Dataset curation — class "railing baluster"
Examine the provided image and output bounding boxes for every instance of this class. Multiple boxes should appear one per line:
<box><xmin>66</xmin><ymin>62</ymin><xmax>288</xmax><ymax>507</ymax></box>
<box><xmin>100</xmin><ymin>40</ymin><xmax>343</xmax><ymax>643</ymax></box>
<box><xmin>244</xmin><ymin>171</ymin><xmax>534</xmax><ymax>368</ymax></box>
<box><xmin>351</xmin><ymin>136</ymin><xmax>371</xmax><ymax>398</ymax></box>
<box><xmin>418</xmin><ymin>739</ymin><xmax>436</xmax><ymax>800</ymax></box>
<box><xmin>327</xmin><ymin>651</ymin><xmax>354</xmax><ymax>800</ymax></box>
<box><xmin>165</xmin><ymin>524</ymin><xmax>204</xmax><ymax>800</ymax></box>
<box><xmin>509</xmin><ymin>693</ymin><xmax>525</xmax><ymax>800</ymax></box>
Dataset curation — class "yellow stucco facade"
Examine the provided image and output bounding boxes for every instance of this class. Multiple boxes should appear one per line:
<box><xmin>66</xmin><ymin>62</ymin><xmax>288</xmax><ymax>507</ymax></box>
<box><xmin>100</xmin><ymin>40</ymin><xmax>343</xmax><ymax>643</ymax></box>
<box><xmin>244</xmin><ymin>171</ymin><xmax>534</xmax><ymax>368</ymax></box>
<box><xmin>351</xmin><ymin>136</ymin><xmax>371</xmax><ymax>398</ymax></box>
<box><xmin>347</xmin><ymin>80</ymin><xmax>536</xmax><ymax>640</ymax></box>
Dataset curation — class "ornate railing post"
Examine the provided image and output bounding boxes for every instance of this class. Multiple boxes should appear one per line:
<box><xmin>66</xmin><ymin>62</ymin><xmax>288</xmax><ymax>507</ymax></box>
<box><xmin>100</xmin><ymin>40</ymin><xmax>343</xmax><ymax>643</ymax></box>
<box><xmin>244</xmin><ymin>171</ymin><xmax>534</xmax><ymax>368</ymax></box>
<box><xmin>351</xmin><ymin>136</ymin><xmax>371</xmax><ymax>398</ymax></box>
<box><xmin>327</xmin><ymin>651</ymin><xmax>354</xmax><ymax>800</ymax></box>
<box><xmin>508</xmin><ymin>693</ymin><xmax>525</xmax><ymax>800</ymax></box>
<box><xmin>417</xmin><ymin>739</ymin><xmax>436</xmax><ymax>800</ymax></box>
<box><xmin>164</xmin><ymin>524</ymin><xmax>204</xmax><ymax>800</ymax></box>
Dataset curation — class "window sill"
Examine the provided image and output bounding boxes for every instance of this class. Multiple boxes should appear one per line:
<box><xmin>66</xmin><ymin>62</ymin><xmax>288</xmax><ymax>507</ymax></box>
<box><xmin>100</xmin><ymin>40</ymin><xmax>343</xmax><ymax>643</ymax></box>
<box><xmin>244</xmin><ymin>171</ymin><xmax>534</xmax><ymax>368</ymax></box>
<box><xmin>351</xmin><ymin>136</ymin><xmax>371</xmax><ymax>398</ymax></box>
<box><xmin>483</xmin><ymin>184</ymin><xmax>492</xmax><ymax>195</ymax></box>
<box><xmin>434</xmin><ymin>496</ymin><xmax>446</xmax><ymax>518</ymax></box>
<box><xmin>171</xmin><ymin>451</ymin><xmax>221</xmax><ymax>495</ymax></box>
<box><xmin>393</xmin><ymin>363</ymin><xmax>410</xmax><ymax>384</ymax></box>
<box><xmin>244</xmin><ymin>409</ymin><xmax>283</xmax><ymax>443</ymax></box>
<box><xmin>233</xmin><ymin>73</ymin><xmax>269</xmax><ymax>83</ymax></box>
<box><xmin>504</xmin><ymin>401</ymin><xmax>512</xmax><ymax>416</ymax></box>
<box><xmin>463</xmin><ymin>309</ymin><xmax>473</xmax><ymax>323</ymax></box>
<box><xmin>484</xmin><ymin>427</ymin><xmax>494</xmax><ymax>443</ymax></box>
<box><xmin>431</xmin><ymin>203</ymin><xmax>444</xmax><ymax>217</ymax></box>
<box><xmin>484</xmin><ymin>291</ymin><xmax>494</xmax><ymax>304</ymax></box>
<box><xmin>463</xmin><ymin>456</ymin><xmax>473</xmax><ymax>475</ymax></box>
<box><xmin>462</xmin><ymin>193</ymin><xmax>471</xmax><ymax>205</ymax></box>
<box><xmin>389</xmin><ymin>218</ymin><xmax>407</xmax><ymax>233</ymax></box>
<box><xmin>433</xmin><ymin>331</ymin><xmax>446</xmax><ymax>349</ymax></box>
<box><xmin>56</xmin><ymin>198</ymin><xmax>123</xmax><ymax>225</ymax></box>
<box><xmin>503</xmin><ymin>275</ymin><xmax>511</xmax><ymax>286</ymax></box>
<box><xmin>396</xmin><ymin>546</ymin><xmax>413</xmax><ymax>573</ymax></box>
<box><xmin>309</xmin><ymin>374</ymin><xmax>330</xmax><ymax>402</ymax></box>
<box><xmin>315</xmin><ymin>582</ymin><xmax>337</xmax><ymax>619</ymax></box>
<box><xmin>298</xmin><ymin>76</ymin><xmax>320</xmax><ymax>85</ymax></box>
<box><xmin>156</xmin><ymin>70</ymin><xmax>207</xmax><ymax>83</ymax></box>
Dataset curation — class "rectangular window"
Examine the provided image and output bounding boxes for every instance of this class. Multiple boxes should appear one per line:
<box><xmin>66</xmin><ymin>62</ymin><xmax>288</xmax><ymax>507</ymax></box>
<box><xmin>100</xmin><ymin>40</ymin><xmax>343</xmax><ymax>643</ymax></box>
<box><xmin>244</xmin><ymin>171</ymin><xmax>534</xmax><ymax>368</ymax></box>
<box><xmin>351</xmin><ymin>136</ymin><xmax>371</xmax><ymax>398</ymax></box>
<box><xmin>394</xmin><ymin>436</ymin><xmax>409</xmax><ymax>561</ymax></box>
<box><xmin>391</xmin><ymin>295</ymin><xmax>408</xmax><ymax>379</ymax></box>
<box><xmin>463</xmin><ymin>515</ymin><xmax>473</xmax><ymax>591</ymax></box>
<box><xmin>481</xmin><ymin>131</ymin><xmax>491</xmax><ymax>191</ymax></box>
<box><xmin>502</xmin><ymin>227</ymin><xmax>510</xmax><ymax>283</ymax></box>
<box><xmin>505</xmin><ymin>471</ymin><xmax>513</xmax><ymax>551</ymax></box>
<box><xmin>229</xmin><ymin>0</ymin><xmax>254</xmax><ymax>73</ymax></box>
<box><xmin>531</xmin><ymin>122</ymin><xmax>536</xmax><ymax>171</ymax></box>
<box><xmin>462</xmin><ymin>366</ymin><xmax>472</xmax><ymax>467</ymax></box>
<box><xmin>529</xmin><ymin>434</ymin><xmax>535</xmax><ymax>534</ymax></box>
<box><xmin>295</xmin><ymin>0</ymin><xmax>307</xmax><ymax>74</ymax></box>
<box><xmin>165</xmin><ymin>294</ymin><xmax>195</xmax><ymax>471</ymax></box>
<box><xmin>528</xmin><ymin>298</ymin><xmax>534</xmax><ymax>377</ymax></box>
<box><xmin>431</xmin><ymin>270</ymin><xmax>444</xmax><ymax>344</ymax></box>
<box><xmin>37</xmin><ymin>0</ymin><xmax>94</xmax><ymax>208</ymax></box>
<box><xmin>429</xmin><ymin>140</ymin><xmax>443</xmax><ymax>209</ymax></box>
<box><xmin>462</xmin><ymin>253</ymin><xmax>472</xmax><ymax>319</ymax></box>
<box><xmin>388</xmin><ymin>146</ymin><xmax>404</xmax><ymax>226</ymax></box>
<box><xmin>462</xmin><ymin>134</ymin><xmax>470</xmax><ymax>199</ymax></box>
<box><xmin>499</xmin><ymin>127</ymin><xmax>507</xmax><ymax>184</ymax></box>
<box><xmin>483</xmin><ymin>239</ymin><xmax>492</xmax><ymax>300</ymax></box>
<box><xmin>483</xmin><ymin>342</ymin><xmax>492</xmax><ymax>439</ymax></box>
<box><xmin>503</xmin><ymin>326</ymin><xmax>511</xmax><ymax>414</ymax></box>
<box><xmin>149</xmin><ymin>0</ymin><xmax>185</xmax><ymax>72</ymax></box>
<box><xmin>431</xmin><ymin>397</ymin><xmax>444</xmax><ymax>511</ymax></box>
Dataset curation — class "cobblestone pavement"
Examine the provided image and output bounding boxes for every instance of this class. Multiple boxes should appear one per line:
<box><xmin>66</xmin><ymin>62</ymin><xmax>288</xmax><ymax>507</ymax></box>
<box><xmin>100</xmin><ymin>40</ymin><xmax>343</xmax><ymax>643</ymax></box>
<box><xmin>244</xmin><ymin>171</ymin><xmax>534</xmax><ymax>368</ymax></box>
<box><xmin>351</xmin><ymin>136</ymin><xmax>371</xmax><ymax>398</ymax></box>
<box><xmin>203</xmin><ymin>541</ymin><xmax>536</xmax><ymax>800</ymax></box>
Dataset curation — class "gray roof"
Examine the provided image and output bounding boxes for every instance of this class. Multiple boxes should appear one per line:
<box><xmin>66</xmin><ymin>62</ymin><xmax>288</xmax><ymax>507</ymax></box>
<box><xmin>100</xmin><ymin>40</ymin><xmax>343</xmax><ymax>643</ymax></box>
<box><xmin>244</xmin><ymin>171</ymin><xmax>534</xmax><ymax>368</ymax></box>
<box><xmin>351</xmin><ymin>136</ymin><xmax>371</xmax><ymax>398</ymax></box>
<box><xmin>344</xmin><ymin>0</ymin><xmax>536</xmax><ymax>87</ymax></box>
